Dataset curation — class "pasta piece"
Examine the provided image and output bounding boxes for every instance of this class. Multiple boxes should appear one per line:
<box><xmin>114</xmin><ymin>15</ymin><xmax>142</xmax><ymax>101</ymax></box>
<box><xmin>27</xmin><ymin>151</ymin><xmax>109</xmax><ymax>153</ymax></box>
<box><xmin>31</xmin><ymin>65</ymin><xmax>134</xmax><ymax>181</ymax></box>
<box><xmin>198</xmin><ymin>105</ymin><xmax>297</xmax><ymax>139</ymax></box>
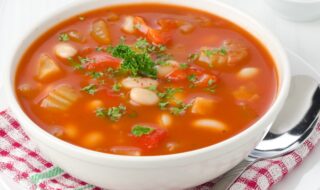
<box><xmin>40</xmin><ymin>84</ymin><xmax>79</xmax><ymax>111</ymax></box>
<box><xmin>193</xmin><ymin>119</ymin><xmax>227</xmax><ymax>131</ymax></box>
<box><xmin>91</xmin><ymin>19</ymin><xmax>111</xmax><ymax>44</ymax></box>
<box><xmin>37</xmin><ymin>54</ymin><xmax>61</xmax><ymax>81</ymax></box>
<box><xmin>191</xmin><ymin>97</ymin><xmax>215</xmax><ymax>115</ymax></box>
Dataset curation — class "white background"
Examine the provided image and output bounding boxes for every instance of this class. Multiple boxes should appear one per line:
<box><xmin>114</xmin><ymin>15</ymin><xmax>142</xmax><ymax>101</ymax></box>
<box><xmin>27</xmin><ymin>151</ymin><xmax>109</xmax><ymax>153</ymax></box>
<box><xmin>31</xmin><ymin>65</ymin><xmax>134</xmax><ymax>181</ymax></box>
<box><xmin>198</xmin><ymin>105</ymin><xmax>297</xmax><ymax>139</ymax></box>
<box><xmin>0</xmin><ymin>0</ymin><xmax>320</xmax><ymax>189</ymax></box>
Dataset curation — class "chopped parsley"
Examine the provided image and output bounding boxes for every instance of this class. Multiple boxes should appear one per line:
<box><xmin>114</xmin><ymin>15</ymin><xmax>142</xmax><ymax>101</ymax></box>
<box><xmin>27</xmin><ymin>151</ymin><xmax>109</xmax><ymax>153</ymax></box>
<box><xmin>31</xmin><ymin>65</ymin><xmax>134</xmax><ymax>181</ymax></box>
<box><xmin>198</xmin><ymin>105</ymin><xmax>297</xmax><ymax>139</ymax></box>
<box><xmin>135</xmin><ymin>38</ymin><xmax>166</xmax><ymax>54</ymax></box>
<box><xmin>208</xmin><ymin>79</ymin><xmax>215</xmax><ymax>86</ymax></box>
<box><xmin>58</xmin><ymin>33</ymin><xmax>70</xmax><ymax>42</ymax></box>
<box><xmin>187</xmin><ymin>74</ymin><xmax>197</xmax><ymax>83</ymax></box>
<box><xmin>157</xmin><ymin>87</ymin><xmax>183</xmax><ymax>100</ymax></box>
<box><xmin>158</xmin><ymin>101</ymin><xmax>169</xmax><ymax>110</ymax></box>
<box><xmin>205</xmin><ymin>85</ymin><xmax>217</xmax><ymax>94</ymax></box>
<box><xmin>169</xmin><ymin>102</ymin><xmax>192</xmax><ymax>115</ymax></box>
<box><xmin>78</xmin><ymin>56</ymin><xmax>93</xmax><ymax>64</ymax></box>
<box><xmin>187</xmin><ymin>74</ymin><xmax>197</xmax><ymax>88</ymax></box>
<box><xmin>205</xmin><ymin>79</ymin><xmax>217</xmax><ymax>94</ymax></box>
<box><xmin>112</xmin><ymin>82</ymin><xmax>121</xmax><ymax>92</ymax></box>
<box><xmin>131</xmin><ymin>125</ymin><xmax>155</xmax><ymax>137</ymax></box>
<box><xmin>203</xmin><ymin>47</ymin><xmax>228</xmax><ymax>57</ymax></box>
<box><xmin>96</xmin><ymin>105</ymin><xmax>126</xmax><ymax>122</ymax></box>
<box><xmin>108</xmin><ymin>44</ymin><xmax>157</xmax><ymax>78</ymax></box>
<box><xmin>67</xmin><ymin>57</ymin><xmax>83</xmax><ymax>70</ymax></box>
<box><xmin>188</xmin><ymin>53</ymin><xmax>199</xmax><ymax>62</ymax></box>
<box><xmin>95</xmin><ymin>46</ymin><xmax>104</xmax><ymax>52</ymax></box>
<box><xmin>82</xmin><ymin>84</ymin><xmax>97</xmax><ymax>95</ymax></box>
<box><xmin>179</xmin><ymin>63</ymin><xmax>189</xmax><ymax>69</ymax></box>
<box><xmin>147</xmin><ymin>85</ymin><xmax>157</xmax><ymax>91</ymax></box>
<box><xmin>86</xmin><ymin>71</ymin><xmax>103</xmax><ymax>79</ymax></box>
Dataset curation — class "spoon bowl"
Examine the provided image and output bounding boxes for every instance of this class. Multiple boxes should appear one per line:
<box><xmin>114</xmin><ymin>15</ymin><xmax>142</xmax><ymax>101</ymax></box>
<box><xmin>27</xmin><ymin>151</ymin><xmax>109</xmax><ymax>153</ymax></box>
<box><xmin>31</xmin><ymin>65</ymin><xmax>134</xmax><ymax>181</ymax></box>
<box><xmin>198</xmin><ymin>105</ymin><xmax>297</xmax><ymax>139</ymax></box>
<box><xmin>214</xmin><ymin>75</ymin><xmax>320</xmax><ymax>189</ymax></box>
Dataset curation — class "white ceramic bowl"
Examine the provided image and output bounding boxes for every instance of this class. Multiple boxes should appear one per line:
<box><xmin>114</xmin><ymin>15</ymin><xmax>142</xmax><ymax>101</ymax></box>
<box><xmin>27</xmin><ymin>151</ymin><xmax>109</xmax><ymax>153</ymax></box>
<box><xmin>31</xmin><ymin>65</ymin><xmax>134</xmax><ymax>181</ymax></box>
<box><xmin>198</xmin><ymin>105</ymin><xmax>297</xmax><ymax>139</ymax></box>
<box><xmin>4</xmin><ymin>0</ymin><xmax>290</xmax><ymax>189</ymax></box>
<box><xmin>265</xmin><ymin>0</ymin><xmax>320</xmax><ymax>22</ymax></box>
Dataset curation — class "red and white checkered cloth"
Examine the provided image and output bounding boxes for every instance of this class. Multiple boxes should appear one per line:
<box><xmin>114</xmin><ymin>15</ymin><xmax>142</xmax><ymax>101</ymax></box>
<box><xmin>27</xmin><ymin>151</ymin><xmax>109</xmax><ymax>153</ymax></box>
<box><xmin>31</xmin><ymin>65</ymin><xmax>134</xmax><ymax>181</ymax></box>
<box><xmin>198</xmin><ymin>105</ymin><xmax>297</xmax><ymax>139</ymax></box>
<box><xmin>1</xmin><ymin>109</ymin><xmax>320</xmax><ymax>190</ymax></box>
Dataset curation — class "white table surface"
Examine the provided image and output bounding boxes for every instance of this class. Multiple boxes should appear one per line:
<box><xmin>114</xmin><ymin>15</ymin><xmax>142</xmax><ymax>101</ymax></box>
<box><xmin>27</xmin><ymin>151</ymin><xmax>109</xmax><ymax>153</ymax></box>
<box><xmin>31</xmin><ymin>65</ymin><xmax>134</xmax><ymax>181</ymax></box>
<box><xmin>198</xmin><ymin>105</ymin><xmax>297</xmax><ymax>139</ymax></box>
<box><xmin>0</xmin><ymin>0</ymin><xmax>320</xmax><ymax>189</ymax></box>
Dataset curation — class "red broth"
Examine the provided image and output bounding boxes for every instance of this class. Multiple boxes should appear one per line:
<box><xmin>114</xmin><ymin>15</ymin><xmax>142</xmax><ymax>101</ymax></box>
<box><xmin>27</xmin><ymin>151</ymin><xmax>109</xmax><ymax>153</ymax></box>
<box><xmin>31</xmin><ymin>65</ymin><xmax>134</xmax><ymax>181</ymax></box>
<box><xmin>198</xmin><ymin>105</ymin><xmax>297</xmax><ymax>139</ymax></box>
<box><xmin>15</xmin><ymin>4</ymin><xmax>278</xmax><ymax>156</ymax></box>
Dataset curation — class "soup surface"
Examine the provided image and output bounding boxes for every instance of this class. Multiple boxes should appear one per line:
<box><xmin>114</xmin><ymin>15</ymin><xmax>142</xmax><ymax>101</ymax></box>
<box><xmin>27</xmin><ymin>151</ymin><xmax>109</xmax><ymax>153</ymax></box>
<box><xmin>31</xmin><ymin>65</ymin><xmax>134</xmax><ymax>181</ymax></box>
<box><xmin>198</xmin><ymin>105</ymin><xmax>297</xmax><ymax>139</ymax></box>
<box><xmin>15</xmin><ymin>4</ymin><xmax>278</xmax><ymax>156</ymax></box>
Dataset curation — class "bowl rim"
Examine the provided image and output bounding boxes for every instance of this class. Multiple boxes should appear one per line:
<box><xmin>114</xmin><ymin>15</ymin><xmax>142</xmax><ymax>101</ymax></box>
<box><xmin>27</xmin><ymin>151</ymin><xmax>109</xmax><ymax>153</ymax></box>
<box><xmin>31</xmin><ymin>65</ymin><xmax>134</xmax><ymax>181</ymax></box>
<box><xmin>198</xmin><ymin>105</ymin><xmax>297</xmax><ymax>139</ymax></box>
<box><xmin>4</xmin><ymin>0</ymin><xmax>291</xmax><ymax>163</ymax></box>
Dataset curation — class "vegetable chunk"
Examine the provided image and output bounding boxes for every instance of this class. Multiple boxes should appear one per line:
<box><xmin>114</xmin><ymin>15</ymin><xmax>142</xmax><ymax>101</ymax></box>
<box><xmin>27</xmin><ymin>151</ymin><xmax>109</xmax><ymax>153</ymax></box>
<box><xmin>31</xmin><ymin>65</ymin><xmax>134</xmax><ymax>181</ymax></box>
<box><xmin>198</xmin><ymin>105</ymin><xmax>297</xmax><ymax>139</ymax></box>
<box><xmin>191</xmin><ymin>97</ymin><xmax>215</xmax><ymax>115</ymax></box>
<box><xmin>91</xmin><ymin>19</ymin><xmax>111</xmax><ymax>44</ymax></box>
<box><xmin>40</xmin><ymin>84</ymin><xmax>79</xmax><ymax>111</ymax></box>
<box><xmin>37</xmin><ymin>54</ymin><xmax>61</xmax><ymax>81</ymax></box>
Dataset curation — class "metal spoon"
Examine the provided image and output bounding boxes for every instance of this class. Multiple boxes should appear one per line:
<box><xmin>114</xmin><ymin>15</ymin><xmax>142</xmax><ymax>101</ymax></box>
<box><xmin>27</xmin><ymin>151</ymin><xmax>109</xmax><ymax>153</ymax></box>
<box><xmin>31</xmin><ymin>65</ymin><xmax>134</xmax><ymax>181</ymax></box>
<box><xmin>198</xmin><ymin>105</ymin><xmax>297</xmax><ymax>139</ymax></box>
<box><xmin>213</xmin><ymin>76</ymin><xmax>320</xmax><ymax>190</ymax></box>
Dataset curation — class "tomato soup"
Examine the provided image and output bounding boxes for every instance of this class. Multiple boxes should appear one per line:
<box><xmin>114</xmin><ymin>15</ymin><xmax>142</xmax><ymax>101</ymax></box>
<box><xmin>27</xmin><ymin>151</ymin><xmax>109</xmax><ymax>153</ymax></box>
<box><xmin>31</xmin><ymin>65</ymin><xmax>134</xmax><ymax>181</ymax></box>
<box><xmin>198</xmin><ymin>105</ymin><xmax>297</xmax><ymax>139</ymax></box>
<box><xmin>15</xmin><ymin>4</ymin><xmax>278</xmax><ymax>156</ymax></box>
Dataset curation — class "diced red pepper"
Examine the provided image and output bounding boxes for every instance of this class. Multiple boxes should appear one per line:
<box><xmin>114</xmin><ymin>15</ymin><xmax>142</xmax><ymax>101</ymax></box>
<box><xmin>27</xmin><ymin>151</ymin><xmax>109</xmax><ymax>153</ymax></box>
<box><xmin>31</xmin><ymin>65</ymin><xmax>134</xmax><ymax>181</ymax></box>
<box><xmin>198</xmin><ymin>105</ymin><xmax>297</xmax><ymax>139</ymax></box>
<box><xmin>166</xmin><ymin>69</ymin><xmax>188</xmax><ymax>81</ymax></box>
<box><xmin>85</xmin><ymin>52</ymin><xmax>121</xmax><ymax>71</ymax></box>
<box><xmin>133</xmin><ymin>127</ymin><xmax>167</xmax><ymax>150</ymax></box>
<box><xmin>146</xmin><ymin>28</ymin><xmax>170</xmax><ymax>45</ymax></box>
<box><xmin>194</xmin><ymin>74</ymin><xmax>218</xmax><ymax>87</ymax></box>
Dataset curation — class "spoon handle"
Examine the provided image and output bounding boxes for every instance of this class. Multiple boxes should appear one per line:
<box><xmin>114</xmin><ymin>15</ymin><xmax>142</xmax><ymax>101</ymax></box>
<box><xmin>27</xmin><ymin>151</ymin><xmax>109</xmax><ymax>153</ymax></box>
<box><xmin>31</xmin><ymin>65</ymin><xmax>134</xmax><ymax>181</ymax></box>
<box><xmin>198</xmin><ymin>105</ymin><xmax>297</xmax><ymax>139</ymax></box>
<box><xmin>213</xmin><ymin>158</ymin><xmax>256</xmax><ymax>190</ymax></box>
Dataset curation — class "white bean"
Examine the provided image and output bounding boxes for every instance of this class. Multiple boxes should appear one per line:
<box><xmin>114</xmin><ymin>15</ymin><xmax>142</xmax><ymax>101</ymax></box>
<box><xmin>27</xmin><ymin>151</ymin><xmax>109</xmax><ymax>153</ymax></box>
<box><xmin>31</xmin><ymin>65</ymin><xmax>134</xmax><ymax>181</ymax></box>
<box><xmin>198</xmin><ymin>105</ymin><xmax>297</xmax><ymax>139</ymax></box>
<box><xmin>130</xmin><ymin>88</ymin><xmax>159</xmax><ymax>106</ymax></box>
<box><xmin>54</xmin><ymin>43</ymin><xmax>77</xmax><ymax>59</ymax></box>
<box><xmin>122</xmin><ymin>16</ymin><xmax>135</xmax><ymax>33</ymax></box>
<box><xmin>193</xmin><ymin>119</ymin><xmax>227</xmax><ymax>131</ymax></box>
<box><xmin>238</xmin><ymin>67</ymin><xmax>259</xmax><ymax>79</ymax></box>
<box><xmin>121</xmin><ymin>77</ymin><xmax>158</xmax><ymax>89</ymax></box>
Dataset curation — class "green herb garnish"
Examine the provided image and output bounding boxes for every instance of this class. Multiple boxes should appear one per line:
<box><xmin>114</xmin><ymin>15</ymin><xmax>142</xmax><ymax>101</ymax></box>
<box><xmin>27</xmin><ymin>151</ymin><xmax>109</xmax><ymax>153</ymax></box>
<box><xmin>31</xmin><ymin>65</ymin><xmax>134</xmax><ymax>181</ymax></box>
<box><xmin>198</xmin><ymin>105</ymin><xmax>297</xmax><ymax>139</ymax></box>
<box><xmin>108</xmin><ymin>44</ymin><xmax>157</xmax><ymax>78</ymax></box>
<box><xmin>187</xmin><ymin>74</ymin><xmax>197</xmax><ymax>83</ymax></box>
<box><xmin>169</xmin><ymin>102</ymin><xmax>192</xmax><ymax>115</ymax></box>
<box><xmin>95</xmin><ymin>46</ymin><xmax>104</xmax><ymax>52</ymax></box>
<box><xmin>147</xmin><ymin>85</ymin><xmax>157</xmax><ymax>91</ymax></box>
<box><xmin>112</xmin><ymin>82</ymin><xmax>121</xmax><ymax>92</ymax></box>
<box><xmin>131</xmin><ymin>125</ymin><xmax>155</xmax><ymax>137</ymax></box>
<box><xmin>67</xmin><ymin>57</ymin><xmax>83</xmax><ymax>70</ymax></box>
<box><xmin>78</xmin><ymin>56</ymin><xmax>92</xmax><ymax>64</ymax></box>
<box><xmin>158</xmin><ymin>101</ymin><xmax>169</xmax><ymax>110</ymax></box>
<box><xmin>179</xmin><ymin>63</ymin><xmax>189</xmax><ymax>69</ymax></box>
<box><xmin>188</xmin><ymin>53</ymin><xmax>199</xmax><ymax>62</ymax></box>
<box><xmin>96</xmin><ymin>105</ymin><xmax>126</xmax><ymax>122</ymax></box>
<box><xmin>82</xmin><ymin>84</ymin><xmax>97</xmax><ymax>95</ymax></box>
<box><xmin>86</xmin><ymin>71</ymin><xmax>103</xmax><ymax>79</ymax></box>
<box><xmin>58</xmin><ymin>33</ymin><xmax>70</xmax><ymax>42</ymax></box>
<box><xmin>205</xmin><ymin>85</ymin><xmax>217</xmax><ymax>94</ymax></box>
<box><xmin>157</xmin><ymin>87</ymin><xmax>183</xmax><ymax>99</ymax></box>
